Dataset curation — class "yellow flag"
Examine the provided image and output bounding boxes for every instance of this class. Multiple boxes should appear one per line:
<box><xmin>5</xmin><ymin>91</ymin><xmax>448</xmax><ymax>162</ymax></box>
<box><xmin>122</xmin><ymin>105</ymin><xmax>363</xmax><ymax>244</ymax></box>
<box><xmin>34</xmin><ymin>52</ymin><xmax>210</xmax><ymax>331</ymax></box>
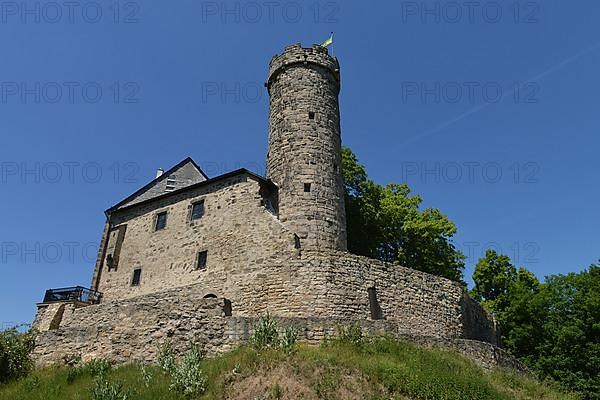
<box><xmin>321</xmin><ymin>33</ymin><xmax>334</xmax><ymax>47</ymax></box>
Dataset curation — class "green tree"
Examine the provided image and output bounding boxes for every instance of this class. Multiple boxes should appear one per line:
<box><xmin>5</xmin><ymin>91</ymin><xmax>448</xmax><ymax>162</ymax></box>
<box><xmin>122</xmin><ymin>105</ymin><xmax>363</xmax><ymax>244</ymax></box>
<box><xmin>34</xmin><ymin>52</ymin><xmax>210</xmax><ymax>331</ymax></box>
<box><xmin>0</xmin><ymin>327</ymin><xmax>35</xmax><ymax>383</ymax></box>
<box><xmin>342</xmin><ymin>147</ymin><xmax>465</xmax><ymax>282</ymax></box>
<box><xmin>496</xmin><ymin>267</ymin><xmax>542</xmax><ymax>363</ymax></box>
<box><xmin>470</xmin><ymin>250</ymin><xmax>543</xmax><ymax>355</ymax></box>
<box><xmin>472</xmin><ymin>257</ymin><xmax>600</xmax><ymax>399</ymax></box>
<box><xmin>531</xmin><ymin>265</ymin><xmax>600</xmax><ymax>399</ymax></box>
<box><xmin>342</xmin><ymin>148</ymin><xmax>382</xmax><ymax>259</ymax></box>
<box><xmin>471</xmin><ymin>249</ymin><xmax>518</xmax><ymax>313</ymax></box>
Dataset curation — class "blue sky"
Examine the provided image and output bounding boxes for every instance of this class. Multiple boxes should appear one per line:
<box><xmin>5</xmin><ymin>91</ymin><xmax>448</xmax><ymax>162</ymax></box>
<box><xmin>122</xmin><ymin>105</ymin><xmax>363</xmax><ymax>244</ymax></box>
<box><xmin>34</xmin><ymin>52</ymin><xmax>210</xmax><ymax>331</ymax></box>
<box><xmin>1</xmin><ymin>0</ymin><xmax>598</xmax><ymax>325</ymax></box>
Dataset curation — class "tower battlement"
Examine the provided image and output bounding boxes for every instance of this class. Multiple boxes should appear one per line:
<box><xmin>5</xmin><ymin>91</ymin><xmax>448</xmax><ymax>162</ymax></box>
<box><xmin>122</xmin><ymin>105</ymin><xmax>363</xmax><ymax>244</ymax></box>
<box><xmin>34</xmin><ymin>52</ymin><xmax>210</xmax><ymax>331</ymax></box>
<box><xmin>267</xmin><ymin>43</ymin><xmax>340</xmax><ymax>92</ymax></box>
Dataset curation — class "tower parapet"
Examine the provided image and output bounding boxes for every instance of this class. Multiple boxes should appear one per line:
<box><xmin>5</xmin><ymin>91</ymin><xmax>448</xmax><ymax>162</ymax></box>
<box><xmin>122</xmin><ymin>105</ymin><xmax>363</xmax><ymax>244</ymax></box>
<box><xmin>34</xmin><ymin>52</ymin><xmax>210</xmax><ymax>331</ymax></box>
<box><xmin>266</xmin><ymin>43</ymin><xmax>347</xmax><ymax>250</ymax></box>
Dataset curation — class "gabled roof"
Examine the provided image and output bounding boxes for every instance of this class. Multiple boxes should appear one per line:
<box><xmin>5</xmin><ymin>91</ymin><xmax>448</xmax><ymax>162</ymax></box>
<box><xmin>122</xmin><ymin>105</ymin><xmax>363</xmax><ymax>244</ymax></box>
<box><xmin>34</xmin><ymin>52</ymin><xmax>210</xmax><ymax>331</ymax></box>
<box><xmin>105</xmin><ymin>162</ymin><xmax>275</xmax><ymax>216</ymax></box>
<box><xmin>107</xmin><ymin>157</ymin><xmax>209</xmax><ymax>213</ymax></box>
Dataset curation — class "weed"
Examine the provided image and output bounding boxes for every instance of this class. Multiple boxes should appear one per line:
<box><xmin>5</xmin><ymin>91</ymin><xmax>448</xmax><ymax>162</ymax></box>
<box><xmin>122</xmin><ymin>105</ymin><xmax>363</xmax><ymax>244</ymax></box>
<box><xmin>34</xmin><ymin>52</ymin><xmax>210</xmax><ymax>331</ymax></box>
<box><xmin>169</xmin><ymin>343</ymin><xmax>207</xmax><ymax>398</ymax></box>
<box><xmin>157</xmin><ymin>340</ymin><xmax>176</xmax><ymax>374</ymax></box>
<box><xmin>280</xmin><ymin>326</ymin><xmax>298</xmax><ymax>354</ymax></box>
<box><xmin>252</xmin><ymin>313</ymin><xmax>279</xmax><ymax>350</ymax></box>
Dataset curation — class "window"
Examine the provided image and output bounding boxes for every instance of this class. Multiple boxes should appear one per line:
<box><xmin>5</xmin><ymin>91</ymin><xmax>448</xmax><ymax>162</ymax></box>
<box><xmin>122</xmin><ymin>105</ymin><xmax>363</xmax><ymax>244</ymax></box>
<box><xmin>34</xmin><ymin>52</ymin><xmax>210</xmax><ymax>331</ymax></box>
<box><xmin>191</xmin><ymin>200</ymin><xmax>205</xmax><ymax>220</ymax></box>
<box><xmin>308</xmin><ymin>111</ymin><xmax>315</xmax><ymax>120</ymax></box>
<box><xmin>155</xmin><ymin>212</ymin><xmax>167</xmax><ymax>231</ymax></box>
<box><xmin>294</xmin><ymin>234</ymin><xmax>301</xmax><ymax>249</ymax></box>
<box><xmin>224</xmin><ymin>299</ymin><xmax>232</xmax><ymax>316</ymax></box>
<box><xmin>196</xmin><ymin>251</ymin><xmax>208</xmax><ymax>270</ymax></box>
<box><xmin>131</xmin><ymin>268</ymin><xmax>142</xmax><ymax>286</ymax></box>
<box><xmin>304</xmin><ymin>183</ymin><xmax>311</xmax><ymax>193</ymax></box>
<box><xmin>368</xmin><ymin>287</ymin><xmax>383</xmax><ymax>320</ymax></box>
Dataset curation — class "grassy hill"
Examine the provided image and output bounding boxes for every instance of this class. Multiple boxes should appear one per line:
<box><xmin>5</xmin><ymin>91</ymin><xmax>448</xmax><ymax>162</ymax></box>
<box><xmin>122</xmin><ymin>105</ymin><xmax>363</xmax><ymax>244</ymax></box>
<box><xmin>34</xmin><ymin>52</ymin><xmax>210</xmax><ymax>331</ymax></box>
<box><xmin>0</xmin><ymin>337</ymin><xmax>574</xmax><ymax>400</ymax></box>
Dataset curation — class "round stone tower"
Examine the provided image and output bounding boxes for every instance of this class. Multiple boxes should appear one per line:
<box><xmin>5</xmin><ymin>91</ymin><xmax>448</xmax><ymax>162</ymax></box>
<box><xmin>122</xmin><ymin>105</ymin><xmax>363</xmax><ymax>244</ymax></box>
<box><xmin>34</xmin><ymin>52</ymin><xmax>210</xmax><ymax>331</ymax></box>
<box><xmin>266</xmin><ymin>43</ymin><xmax>347</xmax><ymax>251</ymax></box>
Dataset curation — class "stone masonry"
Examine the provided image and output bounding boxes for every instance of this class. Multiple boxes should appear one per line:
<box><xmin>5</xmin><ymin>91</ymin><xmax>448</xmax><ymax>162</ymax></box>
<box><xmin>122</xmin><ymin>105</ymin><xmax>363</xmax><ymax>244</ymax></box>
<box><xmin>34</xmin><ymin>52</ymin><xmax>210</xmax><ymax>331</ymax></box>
<box><xmin>266</xmin><ymin>44</ymin><xmax>347</xmax><ymax>251</ymax></box>
<box><xmin>33</xmin><ymin>285</ymin><xmax>518</xmax><ymax>371</ymax></box>
<box><xmin>32</xmin><ymin>43</ymin><xmax>511</xmax><ymax>370</ymax></box>
<box><xmin>91</xmin><ymin>172</ymin><xmax>296</xmax><ymax>302</ymax></box>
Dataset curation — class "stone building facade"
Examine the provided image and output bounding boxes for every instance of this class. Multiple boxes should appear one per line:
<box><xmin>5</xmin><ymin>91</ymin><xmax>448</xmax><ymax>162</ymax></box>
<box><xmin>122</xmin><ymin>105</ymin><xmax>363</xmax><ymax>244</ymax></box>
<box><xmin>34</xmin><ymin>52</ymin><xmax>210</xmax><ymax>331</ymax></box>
<box><xmin>33</xmin><ymin>43</ymin><xmax>507</xmax><ymax>368</ymax></box>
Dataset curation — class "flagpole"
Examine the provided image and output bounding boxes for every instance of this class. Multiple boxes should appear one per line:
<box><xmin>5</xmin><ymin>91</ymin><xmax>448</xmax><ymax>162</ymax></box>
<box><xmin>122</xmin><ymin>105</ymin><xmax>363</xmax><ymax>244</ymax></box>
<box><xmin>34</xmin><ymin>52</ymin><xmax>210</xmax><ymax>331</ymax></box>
<box><xmin>331</xmin><ymin>32</ymin><xmax>334</xmax><ymax>56</ymax></box>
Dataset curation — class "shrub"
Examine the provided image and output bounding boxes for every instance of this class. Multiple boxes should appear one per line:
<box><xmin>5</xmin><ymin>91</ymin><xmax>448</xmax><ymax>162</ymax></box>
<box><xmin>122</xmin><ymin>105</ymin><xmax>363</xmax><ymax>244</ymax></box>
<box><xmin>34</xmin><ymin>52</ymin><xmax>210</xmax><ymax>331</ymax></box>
<box><xmin>91</xmin><ymin>375</ymin><xmax>131</xmax><ymax>400</ymax></box>
<box><xmin>66</xmin><ymin>358</ymin><xmax>112</xmax><ymax>384</ymax></box>
<box><xmin>66</xmin><ymin>367</ymin><xmax>81</xmax><ymax>384</ymax></box>
<box><xmin>335</xmin><ymin>323</ymin><xmax>364</xmax><ymax>346</ymax></box>
<box><xmin>252</xmin><ymin>313</ymin><xmax>279</xmax><ymax>350</ymax></box>
<box><xmin>280</xmin><ymin>326</ymin><xmax>298</xmax><ymax>354</ymax></box>
<box><xmin>157</xmin><ymin>339</ymin><xmax>176</xmax><ymax>374</ymax></box>
<box><xmin>86</xmin><ymin>359</ymin><xmax>112</xmax><ymax>376</ymax></box>
<box><xmin>169</xmin><ymin>343</ymin><xmax>207</xmax><ymax>398</ymax></box>
<box><xmin>0</xmin><ymin>327</ymin><xmax>35</xmax><ymax>383</ymax></box>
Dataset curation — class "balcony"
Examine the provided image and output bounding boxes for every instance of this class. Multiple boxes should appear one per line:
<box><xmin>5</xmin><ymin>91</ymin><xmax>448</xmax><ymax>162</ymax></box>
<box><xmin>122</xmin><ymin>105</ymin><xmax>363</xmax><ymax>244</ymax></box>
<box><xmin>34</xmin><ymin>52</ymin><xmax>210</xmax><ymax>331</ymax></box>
<box><xmin>42</xmin><ymin>286</ymin><xmax>103</xmax><ymax>305</ymax></box>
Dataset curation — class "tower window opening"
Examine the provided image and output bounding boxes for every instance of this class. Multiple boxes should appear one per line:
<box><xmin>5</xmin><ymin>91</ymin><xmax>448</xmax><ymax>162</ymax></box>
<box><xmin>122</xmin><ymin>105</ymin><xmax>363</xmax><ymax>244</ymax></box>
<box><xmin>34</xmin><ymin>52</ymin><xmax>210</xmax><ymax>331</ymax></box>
<box><xmin>224</xmin><ymin>299</ymin><xmax>232</xmax><ymax>316</ymax></box>
<box><xmin>304</xmin><ymin>183</ymin><xmax>311</xmax><ymax>192</ymax></box>
<box><xmin>368</xmin><ymin>287</ymin><xmax>384</xmax><ymax>320</ymax></box>
<box><xmin>196</xmin><ymin>250</ymin><xmax>208</xmax><ymax>270</ymax></box>
<box><xmin>294</xmin><ymin>234</ymin><xmax>301</xmax><ymax>249</ymax></box>
<box><xmin>131</xmin><ymin>268</ymin><xmax>142</xmax><ymax>286</ymax></box>
<box><xmin>308</xmin><ymin>112</ymin><xmax>315</xmax><ymax>120</ymax></box>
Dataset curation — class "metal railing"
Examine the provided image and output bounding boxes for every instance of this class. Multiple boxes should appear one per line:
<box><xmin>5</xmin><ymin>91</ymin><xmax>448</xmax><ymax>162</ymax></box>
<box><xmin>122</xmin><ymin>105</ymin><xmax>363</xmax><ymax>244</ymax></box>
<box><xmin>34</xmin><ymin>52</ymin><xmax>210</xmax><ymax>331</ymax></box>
<box><xmin>42</xmin><ymin>286</ymin><xmax>103</xmax><ymax>305</ymax></box>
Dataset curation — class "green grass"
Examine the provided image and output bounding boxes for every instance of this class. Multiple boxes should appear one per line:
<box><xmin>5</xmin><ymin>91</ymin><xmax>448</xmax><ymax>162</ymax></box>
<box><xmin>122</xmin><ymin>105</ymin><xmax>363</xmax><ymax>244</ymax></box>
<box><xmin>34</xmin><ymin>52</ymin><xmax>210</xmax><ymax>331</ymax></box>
<box><xmin>0</xmin><ymin>338</ymin><xmax>577</xmax><ymax>400</ymax></box>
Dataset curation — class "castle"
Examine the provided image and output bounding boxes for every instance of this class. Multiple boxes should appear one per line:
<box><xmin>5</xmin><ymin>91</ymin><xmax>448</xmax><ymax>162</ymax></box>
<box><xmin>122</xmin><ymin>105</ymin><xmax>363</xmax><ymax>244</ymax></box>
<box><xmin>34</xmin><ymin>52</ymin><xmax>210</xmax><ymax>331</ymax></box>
<box><xmin>32</xmin><ymin>43</ymin><xmax>515</xmax><ymax>370</ymax></box>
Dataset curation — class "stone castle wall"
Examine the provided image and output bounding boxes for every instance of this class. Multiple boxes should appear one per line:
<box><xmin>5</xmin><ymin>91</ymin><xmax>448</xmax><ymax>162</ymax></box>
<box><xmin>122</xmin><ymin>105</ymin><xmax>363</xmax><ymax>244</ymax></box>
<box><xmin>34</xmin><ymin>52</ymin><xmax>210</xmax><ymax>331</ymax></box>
<box><xmin>206</xmin><ymin>251</ymin><xmax>497</xmax><ymax>344</ymax></box>
<box><xmin>34</xmin><ymin>288</ymin><xmax>232</xmax><ymax>366</ymax></box>
<box><xmin>33</xmin><ymin>284</ymin><xmax>512</xmax><ymax>371</ymax></box>
<box><xmin>35</xmin><ymin>250</ymin><xmax>499</xmax><ymax>366</ymax></box>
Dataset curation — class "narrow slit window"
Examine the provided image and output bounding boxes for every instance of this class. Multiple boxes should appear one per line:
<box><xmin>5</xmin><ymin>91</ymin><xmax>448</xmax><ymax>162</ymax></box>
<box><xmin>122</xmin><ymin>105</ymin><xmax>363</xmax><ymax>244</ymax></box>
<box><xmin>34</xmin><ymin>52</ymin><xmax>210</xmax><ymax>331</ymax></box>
<box><xmin>308</xmin><ymin>111</ymin><xmax>315</xmax><ymax>120</ymax></box>
<box><xmin>196</xmin><ymin>251</ymin><xmax>208</xmax><ymax>270</ymax></box>
<box><xmin>224</xmin><ymin>299</ymin><xmax>233</xmax><ymax>316</ymax></box>
<box><xmin>294</xmin><ymin>234</ymin><xmax>301</xmax><ymax>249</ymax></box>
<box><xmin>191</xmin><ymin>200</ymin><xmax>205</xmax><ymax>220</ymax></box>
<box><xmin>368</xmin><ymin>287</ymin><xmax>383</xmax><ymax>320</ymax></box>
<box><xmin>131</xmin><ymin>268</ymin><xmax>142</xmax><ymax>286</ymax></box>
<box><xmin>155</xmin><ymin>212</ymin><xmax>167</xmax><ymax>231</ymax></box>
<box><xmin>304</xmin><ymin>183</ymin><xmax>311</xmax><ymax>193</ymax></box>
